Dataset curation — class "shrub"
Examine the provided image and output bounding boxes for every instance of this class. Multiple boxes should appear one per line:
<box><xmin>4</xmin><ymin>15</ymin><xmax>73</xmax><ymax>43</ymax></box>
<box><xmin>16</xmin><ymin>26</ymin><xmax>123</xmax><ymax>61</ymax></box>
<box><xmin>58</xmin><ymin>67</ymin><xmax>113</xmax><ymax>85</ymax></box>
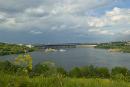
<box><xmin>111</xmin><ymin>74</ymin><xmax>128</xmax><ymax>81</ymax></box>
<box><xmin>111</xmin><ymin>67</ymin><xmax>128</xmax><ymax>76</ymax></box>
<box><xmin>95</xmin><ymin>67</ymin><xmax>110</xmax><ymax>78</ymax></box>
<box><xmin>57</xmin><ymin>67</ymin><xmax>67</xmax><ymax>76</ymax></box>
<box><xmin>33</xmin><ymin>61</ymin><xmax>57</xmax><ymax>77</ymax></box>
<box><xmin>69</xmin><ymin>67</ymin><xmax>81</xmax><ymax>78</ymax></box>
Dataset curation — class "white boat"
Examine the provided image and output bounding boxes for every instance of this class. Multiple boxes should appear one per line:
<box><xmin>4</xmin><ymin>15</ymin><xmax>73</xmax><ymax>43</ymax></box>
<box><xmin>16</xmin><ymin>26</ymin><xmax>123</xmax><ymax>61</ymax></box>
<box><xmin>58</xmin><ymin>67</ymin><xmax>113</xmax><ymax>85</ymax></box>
<box><xmin>59</xmin><ymin>49</ymin><xmax>66</xmax><ymax>52</ymax></box>
<box><xmin>44</xmin><ymin>48</ymin><xmax>57</xmax><ymax>53</ymax></box>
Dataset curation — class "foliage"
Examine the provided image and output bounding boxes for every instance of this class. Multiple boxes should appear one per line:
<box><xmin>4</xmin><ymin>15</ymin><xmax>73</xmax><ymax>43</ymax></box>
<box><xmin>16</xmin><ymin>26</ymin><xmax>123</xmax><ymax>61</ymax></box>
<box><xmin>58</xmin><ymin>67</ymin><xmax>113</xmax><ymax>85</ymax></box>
<box><xmin>0</xmin><ymin>42</ymin><xmax>35</xmax><ymax>56</ymax></box>
<box><xmin>69</xmin><ymin>65</ymin><xmax>110</xmax><ymax>78</ymax></box>
<box><xmin>15</xmin><ymin>54</ymin><xmax>33</xmax><ymax>74</ymax></box>
<box><xmin>57</xmin><ymin>67</ymin><xmax>67</xmax><ymax>76</ymax></box>
<box><xmin>95</xmin><ymin>67</ymin><xmax>110</xmax><ymax>78</ymax></box>
<box><xmin>32</xmin><ymin>61</ymin><xmax>57</xmax><ymax>77</ymax></box>
<box><xmin>0</xmin><ymin>61</ymin><xmax>19</xmax><ymax>74</ymax></box>
<box><xmin>111</xmin><ymin>74</ymin><xmax>128</xmax><ymax>81</ymax></box>
<box><xmin>69</xmin><ymin>67</ymin><xmax>81</xmax><ymax>78</ymax></box>
<box><xmin>111</xmin><ymin>67</ymin><xmax>128</xmax><ymax>76</ymax></box>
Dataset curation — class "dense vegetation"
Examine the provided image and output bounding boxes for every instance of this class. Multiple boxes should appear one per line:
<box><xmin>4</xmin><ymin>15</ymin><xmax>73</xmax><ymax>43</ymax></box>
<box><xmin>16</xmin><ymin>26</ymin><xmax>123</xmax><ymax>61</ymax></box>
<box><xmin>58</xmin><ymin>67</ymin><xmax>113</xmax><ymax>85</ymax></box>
<box><xmin>1</xmin><ymin>74</ymin><xmax>130</xmax><ymax>87</ymax></box>
<box><xmin>0</xmin><ymin>42</ymin><xmax>35</xmax><ymax>55</ymax></box>
<box><xmin>95</xmin><ymin>41</ymin><xmax>130</xmax><ymax>53</ymax></box>
<box><xmin>0</xmin><ymin>54</ymin><xmax>130</xmax><ymax>87</ymax></box>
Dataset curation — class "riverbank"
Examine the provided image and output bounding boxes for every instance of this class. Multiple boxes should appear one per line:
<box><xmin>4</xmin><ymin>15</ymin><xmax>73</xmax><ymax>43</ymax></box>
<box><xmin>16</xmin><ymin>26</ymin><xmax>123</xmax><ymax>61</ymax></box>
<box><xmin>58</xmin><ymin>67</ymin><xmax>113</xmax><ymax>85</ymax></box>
<box><xmin>108</xmin><ymin>49</ymin><xmax>122</xmax><ymax>52</ymax></box>
<box><xmin>95</xmin><ymin>41</ymin><xmax>130</xmax><ymax>53</ymax></box>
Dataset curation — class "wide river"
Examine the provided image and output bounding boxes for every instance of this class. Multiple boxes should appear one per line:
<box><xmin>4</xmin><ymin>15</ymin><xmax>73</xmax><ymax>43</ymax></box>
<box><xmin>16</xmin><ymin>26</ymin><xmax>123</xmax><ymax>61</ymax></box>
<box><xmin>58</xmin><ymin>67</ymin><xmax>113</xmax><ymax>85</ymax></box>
<box><xmin>0</xmin><ymin>48</ymin><xmax>130</xmax><ymax>70</ymax></box>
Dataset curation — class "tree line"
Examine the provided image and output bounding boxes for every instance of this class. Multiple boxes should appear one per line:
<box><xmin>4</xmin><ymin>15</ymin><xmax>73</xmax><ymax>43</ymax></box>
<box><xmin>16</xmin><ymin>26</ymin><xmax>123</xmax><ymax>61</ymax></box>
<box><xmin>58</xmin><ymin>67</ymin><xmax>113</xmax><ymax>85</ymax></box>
<box><xmin>0</xmin><ymin>54</ymin><xmax>130</xmax><ymax>81</ymax></box>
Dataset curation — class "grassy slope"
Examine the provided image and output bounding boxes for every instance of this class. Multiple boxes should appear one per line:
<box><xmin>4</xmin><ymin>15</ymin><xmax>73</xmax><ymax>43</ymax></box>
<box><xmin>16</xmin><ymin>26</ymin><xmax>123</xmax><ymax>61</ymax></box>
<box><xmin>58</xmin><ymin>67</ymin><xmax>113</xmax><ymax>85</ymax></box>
<box><xmin>0</xmin><ymin>72</ymin><xmax>130</xmax><ymax>87</ymax></box>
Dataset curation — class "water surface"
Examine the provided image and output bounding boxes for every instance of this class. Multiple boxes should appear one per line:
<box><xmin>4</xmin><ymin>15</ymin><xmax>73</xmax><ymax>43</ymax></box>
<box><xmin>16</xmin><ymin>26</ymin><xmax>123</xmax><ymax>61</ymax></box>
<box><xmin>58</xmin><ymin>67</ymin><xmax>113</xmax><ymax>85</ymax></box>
<box><xmin>0</xmin><ymin>48</ymin><xmax>130</xmax><ymax>70</ymax></box>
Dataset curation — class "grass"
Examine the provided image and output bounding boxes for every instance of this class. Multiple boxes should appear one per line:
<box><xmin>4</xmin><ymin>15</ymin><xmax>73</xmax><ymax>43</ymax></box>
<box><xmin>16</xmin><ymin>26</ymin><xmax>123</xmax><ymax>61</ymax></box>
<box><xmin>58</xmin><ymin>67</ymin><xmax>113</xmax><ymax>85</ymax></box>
<box><xmin>0</xmin><ymin>72</ymin><xmax>130</xmax><ymax>87</ymax></box>
<box><xmin>64</xmin><ymin>78</ymin><xmax>130</xmax><ymax>87</ymax></box>
<box><xmin>0</xmin><ymin>72</ymin><xmax>30</xmax><ymax>87</ymax></box>
<box><xmin>30</xmin><ymin>77</ymin><xmax>130</xmax><ymax>87</ymax></box>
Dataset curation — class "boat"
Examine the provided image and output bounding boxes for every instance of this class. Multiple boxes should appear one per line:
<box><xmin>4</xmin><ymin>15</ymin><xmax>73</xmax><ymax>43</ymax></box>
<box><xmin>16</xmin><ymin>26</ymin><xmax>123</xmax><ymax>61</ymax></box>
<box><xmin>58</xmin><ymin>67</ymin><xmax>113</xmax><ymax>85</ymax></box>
<box><xmin>59</xmin><ymin>49</ymin><xmax>66</xmax><ymax>52</ymax></box>
<box><xmin>44</xmin><ymin>48</ymin><xmax>57</xmax><ymax>53</ymax></box>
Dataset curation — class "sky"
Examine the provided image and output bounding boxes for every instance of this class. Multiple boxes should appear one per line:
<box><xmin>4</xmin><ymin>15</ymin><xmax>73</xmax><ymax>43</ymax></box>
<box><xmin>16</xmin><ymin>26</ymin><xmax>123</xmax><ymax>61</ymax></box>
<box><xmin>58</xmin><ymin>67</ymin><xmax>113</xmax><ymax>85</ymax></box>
<box><xmin>0</xmin><ymin>0</ymin><xmax>130</xmax><ymax>44</ymax></box>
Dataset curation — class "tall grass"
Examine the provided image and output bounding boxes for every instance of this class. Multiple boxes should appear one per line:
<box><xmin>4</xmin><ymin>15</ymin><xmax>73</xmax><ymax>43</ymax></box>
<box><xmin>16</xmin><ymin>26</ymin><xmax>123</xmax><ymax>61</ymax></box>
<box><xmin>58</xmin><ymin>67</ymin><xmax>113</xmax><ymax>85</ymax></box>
<box><xmin>64</xmin><ymin>78</ymin><xmax>130</xmax><ymax>87</ymax></box>
<box><xmin>0</xmin><ymin>72</ymin><xmax>130</xmax><ymax>87</ymax></box>
<box><xmin>30</xmin><ymin>77</ymin><xmax>130</xmax><ymax>87</ymax></box>
<box><xmin>0</xmin><ymin>72</ymin><xmax>30</xmax><ymax>87</ymax></box>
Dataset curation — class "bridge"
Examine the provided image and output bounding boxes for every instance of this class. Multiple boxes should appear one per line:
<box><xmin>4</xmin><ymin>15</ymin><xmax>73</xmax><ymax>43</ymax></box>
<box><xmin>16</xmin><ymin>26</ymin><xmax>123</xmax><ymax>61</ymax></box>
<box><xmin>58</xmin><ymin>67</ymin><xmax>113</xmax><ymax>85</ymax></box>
<box><xmin>76</xmin><ymin>45</ymin><xmax>97</xmax><ymax>48</ymax></box>
<box><xmin>35</xmin><ymin>43</ymin><xmax>98</xmax><ymax>49</ymax></box>
<box><xmin>43</xmin><ymin>44</ymin><xmax>76</xmax><ymax>49</ymax></box>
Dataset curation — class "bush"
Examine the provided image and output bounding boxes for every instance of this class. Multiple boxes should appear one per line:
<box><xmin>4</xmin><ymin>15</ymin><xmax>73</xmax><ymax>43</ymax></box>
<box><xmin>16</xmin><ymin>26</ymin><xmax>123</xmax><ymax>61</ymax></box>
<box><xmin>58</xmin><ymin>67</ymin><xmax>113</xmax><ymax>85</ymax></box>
<box><xmin>111</xmin><ymin>67</ymin><xmax>128</xmax><ymax>76</ymax></box>
<box><xmin>80</xmin><ymin>65</ymin><xmax>97</xmax><ymax>78</ymax></box>
<box><xmin>33</xmin><ymin>61</ymin><xmax>57</xmax><ymax>77</ymax></box>
<box><xmin>95</xmin><ymin>67</ymin><xmax>110</xmax><ymax>78</ymax></box>
<box><xmin>57</xmin><ymin>67</ymin><xmax>67</xmax><ymax>76</ymax></box>
<box><xmin>69</xmin><ymin>67</ymin><xmax>81</xmax><ymax>78</ymax></box>
<box><xmin>111</xmin><ymin>74</ymin><xmax>128</xmax><ymax>81</ymax></box>
<box><xmin>0</xmin><ymin>61</ymin><xmax>20</xmax><ymax>74</ymax></box>
<box><xmin>69</xmin><ymin>65</ymin><xmax>110</xmax><ymax>78</ymax></box>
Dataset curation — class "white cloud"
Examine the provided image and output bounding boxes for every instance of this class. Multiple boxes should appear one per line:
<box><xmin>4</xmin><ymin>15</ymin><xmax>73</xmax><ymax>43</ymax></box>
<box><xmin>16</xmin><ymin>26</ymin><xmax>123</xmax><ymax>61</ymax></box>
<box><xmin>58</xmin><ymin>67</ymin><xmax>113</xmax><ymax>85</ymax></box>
<box><xmin>88</xmin><ymin>29</ymin><xmax>114</xmax><ymax>35</ymax></box>
<box><xmin>6</xmin><ymin>18</ymin><xmax>16</xmax><ymax>26</ymax></box>
<box><xmin>88</xmin><ymin>7</ymin><xmax>130</xmax><ymax>28</ymax></box>
<box><xmin>25</xmin><ymin>6</ymin><xmax>45</xmax><ymax>16</ymax></box>
<box><xmin>88</xmin><ymin>17</ymin><xmax>107</xmax><ymax>27</ymax></box>
<box><xmin>86</xmin><ymin>7</ymin><xmax>130</xmax><ymax>36</ymax></box>
<box><xmin>99</xmin><ymin>30</ymin><xmax>114</xmax><ymax>35</ymax></box>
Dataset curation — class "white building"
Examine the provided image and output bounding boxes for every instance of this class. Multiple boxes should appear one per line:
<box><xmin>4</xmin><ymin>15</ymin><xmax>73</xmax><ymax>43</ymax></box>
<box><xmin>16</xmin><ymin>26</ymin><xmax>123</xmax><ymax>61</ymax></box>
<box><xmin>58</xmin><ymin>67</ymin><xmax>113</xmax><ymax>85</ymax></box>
<box><xmin>25</xmin><ymin>44</ymin><xmax>33</xmax><ymax>48</ymax></box>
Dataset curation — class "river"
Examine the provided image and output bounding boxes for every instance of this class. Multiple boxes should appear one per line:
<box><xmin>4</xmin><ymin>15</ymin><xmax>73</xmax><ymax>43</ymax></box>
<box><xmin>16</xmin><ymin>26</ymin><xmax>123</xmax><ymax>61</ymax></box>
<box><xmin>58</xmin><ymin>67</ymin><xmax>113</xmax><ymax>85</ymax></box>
<box><xmin>0</xmin><ymin>48</ymin><xmax>130</xmax><ymax>70</ymax></box>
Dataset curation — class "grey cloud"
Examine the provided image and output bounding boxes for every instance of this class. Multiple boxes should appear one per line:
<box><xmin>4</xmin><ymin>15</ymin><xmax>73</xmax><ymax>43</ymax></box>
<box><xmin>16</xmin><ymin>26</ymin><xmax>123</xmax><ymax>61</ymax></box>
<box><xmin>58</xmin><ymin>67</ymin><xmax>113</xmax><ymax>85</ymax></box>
<box><xmin>0</xmin><ymin>0</ymin><xmax>44</xmax><ymax>13</ymax></box>
<box><xmin>0</xmin><ymin>0</ymin><xmax>129</xmax><ymax>43</ymax></box>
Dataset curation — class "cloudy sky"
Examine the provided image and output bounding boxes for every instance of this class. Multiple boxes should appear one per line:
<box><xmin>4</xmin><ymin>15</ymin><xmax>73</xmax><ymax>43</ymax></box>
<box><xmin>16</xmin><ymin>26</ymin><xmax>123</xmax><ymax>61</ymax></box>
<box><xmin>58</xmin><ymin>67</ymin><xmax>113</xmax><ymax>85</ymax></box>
<box><xmin>0</xmin><ymin>0</ymin><xmax>130</xmax><ymax>43</ymax></box>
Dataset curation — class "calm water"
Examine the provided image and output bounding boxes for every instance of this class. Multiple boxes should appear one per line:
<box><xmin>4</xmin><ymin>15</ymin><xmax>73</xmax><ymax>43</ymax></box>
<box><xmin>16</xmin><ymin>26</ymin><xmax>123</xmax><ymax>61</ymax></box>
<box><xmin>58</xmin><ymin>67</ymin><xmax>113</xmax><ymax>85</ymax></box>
<box><xmin>0</xmin><ymin>48</ymin><xmax>130</xmax><ymax>70</ymax></box>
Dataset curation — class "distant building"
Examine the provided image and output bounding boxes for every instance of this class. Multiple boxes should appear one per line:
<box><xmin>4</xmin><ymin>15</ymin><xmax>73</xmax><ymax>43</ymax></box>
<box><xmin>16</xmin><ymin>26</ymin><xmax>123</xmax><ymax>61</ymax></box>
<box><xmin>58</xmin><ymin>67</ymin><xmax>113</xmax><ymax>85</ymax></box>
<box><xmin>18</xmin><ymin>44</ymin><xmax>23</xmax><ymax>46</ymax></box>
<box><xmin>25</xmin><ymin>44</ymin><xmax>33</xmax><ymax>48</ymax></box>
<box><xmin>125</xmin><ymin>41</ymin><xmax>130</xmax><ymax>45</ymax></box>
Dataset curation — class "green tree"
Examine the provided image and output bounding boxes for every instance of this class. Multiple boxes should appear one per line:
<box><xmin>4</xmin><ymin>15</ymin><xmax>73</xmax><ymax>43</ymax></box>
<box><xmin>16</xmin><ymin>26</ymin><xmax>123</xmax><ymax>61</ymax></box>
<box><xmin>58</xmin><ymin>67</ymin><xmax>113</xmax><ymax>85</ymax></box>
<box><xmin>15</xmin><ymin>54</ymin><xmax>32</xmax><ymax>73</ymax></box>
<box><xmin>111</xmin><ymin>67</ymin><xmax>128</xmax><ymax>76</ymax></box>
<box><xmin>33</xmin><ymin>61</ymin><xmax>57</xmax><ymax>77</ymax></box>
